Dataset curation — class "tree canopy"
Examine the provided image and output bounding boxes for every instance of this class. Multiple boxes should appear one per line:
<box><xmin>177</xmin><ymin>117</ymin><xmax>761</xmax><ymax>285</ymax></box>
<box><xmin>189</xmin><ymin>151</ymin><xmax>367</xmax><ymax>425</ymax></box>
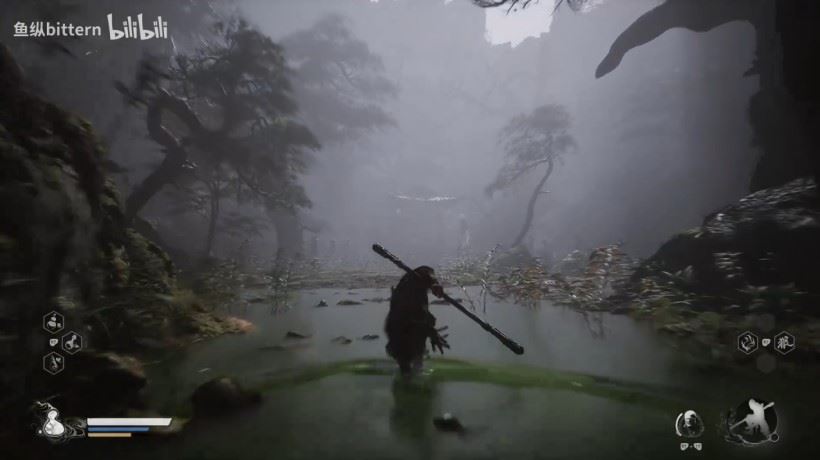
<box><xmin>118</xmin><ymin>18</ymin><xmax>320</xmax><ymax>257</ymax></box>
<box><xmin>487</xmin><ymin>104</ymin><xmax>575</xmax><ymax>196</ymax></box>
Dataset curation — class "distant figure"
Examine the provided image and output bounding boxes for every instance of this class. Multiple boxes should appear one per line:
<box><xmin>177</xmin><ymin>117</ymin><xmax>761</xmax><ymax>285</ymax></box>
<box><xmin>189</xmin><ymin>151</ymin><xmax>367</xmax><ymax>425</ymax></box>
<box><xmin>385</xmin><ymin>266</ymin><xmax>449</xmax><ymax>376</ymax></box>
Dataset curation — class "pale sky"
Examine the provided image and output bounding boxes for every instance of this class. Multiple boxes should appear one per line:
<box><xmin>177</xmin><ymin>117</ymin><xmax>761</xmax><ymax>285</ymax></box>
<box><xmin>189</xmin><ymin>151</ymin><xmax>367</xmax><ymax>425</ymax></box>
<box><xmin>483</xmin><ymin>2</ymin><xmax>554</xmax><ymax>47</ymax></box>
<box><xmin>370</xmin><ymin>0</ymin><xmax>555</xmax><ymax>48</ymax></box>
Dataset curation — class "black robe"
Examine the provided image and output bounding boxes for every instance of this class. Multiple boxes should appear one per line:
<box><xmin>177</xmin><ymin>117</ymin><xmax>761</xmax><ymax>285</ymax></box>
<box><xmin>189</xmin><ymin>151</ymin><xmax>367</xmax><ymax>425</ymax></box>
<box><xmin>384</xmin><ymin>268</ymin><xmax>438</xmax><ymax>369</ymax></box>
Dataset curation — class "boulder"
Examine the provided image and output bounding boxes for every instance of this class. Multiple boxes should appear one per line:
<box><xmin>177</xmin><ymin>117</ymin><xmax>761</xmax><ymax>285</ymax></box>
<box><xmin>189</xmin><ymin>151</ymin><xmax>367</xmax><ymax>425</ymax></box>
<box><xmin>190</xmin><ymin>377</ymin><xmax>261</xmax><ymax>418</ymax></box>
<box><xmin>631</xmin><ymin>178</ymin><xmax>820</xmax><ymax>311</ymax></box>
<box><xmin>433</xmin><ymin>413</ymin><xmax>464</xmax><ymax>434</ymax></box>
<box><xmin>285</xmin><ymin>330</ymin><xmax>310</xmax><ymax>339</ymax></box>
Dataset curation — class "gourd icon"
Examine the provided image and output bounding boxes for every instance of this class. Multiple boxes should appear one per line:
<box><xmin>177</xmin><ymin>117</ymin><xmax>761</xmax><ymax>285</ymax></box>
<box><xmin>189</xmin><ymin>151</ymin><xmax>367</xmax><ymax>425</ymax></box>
<box><xmin>42</xmin><ymin>409</ymin><xmax>65</xmax><ymax>438</ymax></box>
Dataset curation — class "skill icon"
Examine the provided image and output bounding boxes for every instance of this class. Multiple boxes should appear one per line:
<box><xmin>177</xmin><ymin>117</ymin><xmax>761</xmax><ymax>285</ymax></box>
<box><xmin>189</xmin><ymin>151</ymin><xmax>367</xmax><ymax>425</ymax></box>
<box><xmin>737</xmin><ymin>331</ymin><xmax>759</xmax><ymax>354</ymax></box>
<box><xmin>773</xmin><ymin>331</ymin><xmax>795</xmax><ymax>355</ymax></box>
<box><xmin>675</xmin><ymin>410</ymin><xmax>705</xmax><ymax>438</ymax></box>
<box><xmin>725</xmin><ymin>398</ymin><xmax>779</xmax><ymax>445</ymax></box>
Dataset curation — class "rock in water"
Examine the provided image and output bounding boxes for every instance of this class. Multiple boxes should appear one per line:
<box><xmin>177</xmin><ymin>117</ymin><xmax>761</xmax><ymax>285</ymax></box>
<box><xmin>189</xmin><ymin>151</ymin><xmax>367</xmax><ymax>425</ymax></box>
<box><xmin>433</xmin><ymin>413</ymin><xmax>464</xmax><ymax>434</ymax></box>
<box><xmin>359</xmin><ymin>334</ymin><xmax>380</xmax><ymax>341</ymax></box>
<box><xmin>285</xmin><ymin>330</ymin><xmax>310</xmax><ymax>339</ymax></box>
<box><xmin>362</xmin><ymin>297</ymin><xmax>389</xmax><ymax>303</ymax></box>
<box><xmin>331</xmin><ymin>336</ymin><xmax>352</xmax><ymax>345</ymax></box>
<box><xmin>337</xmin><ymin>299</ymin><xmax>363</xmax><ymax>306</ymax></box>
<box><xmin>191</xmin><ymin>377</ymin><xmax>261</xmax><ymax>418</ymax></box>
<box><xmin>316</xmin><ymin>299</ymin><xmax>328</xmax><ymax>307</ymax></box>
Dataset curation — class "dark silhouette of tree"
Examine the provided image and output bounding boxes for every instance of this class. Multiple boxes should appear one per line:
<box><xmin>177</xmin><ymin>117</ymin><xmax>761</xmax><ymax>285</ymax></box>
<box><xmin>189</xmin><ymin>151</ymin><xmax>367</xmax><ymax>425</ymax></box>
<box><xmin>592</xmin><ymin>0</ymin><xmax>820</xmax><ymax>190</ymax></box>
<box><xmin>281</xmin><ymin>14</ymin><xmax>397</xmax><ymax>145</ymax></box>
<box><xmin>118</xmin><ymin>18</ymin><xmax>319</xmax><ymax>258</ymax></box>
<box><xmin>487</xmin><ymin>104</ymin><xmax>575</xmax><ymax>248</ymax></box>
<box><xmin>594</xmin><ymin>0</ymin><xmax>757</xmax><ymax>79</ymax></box>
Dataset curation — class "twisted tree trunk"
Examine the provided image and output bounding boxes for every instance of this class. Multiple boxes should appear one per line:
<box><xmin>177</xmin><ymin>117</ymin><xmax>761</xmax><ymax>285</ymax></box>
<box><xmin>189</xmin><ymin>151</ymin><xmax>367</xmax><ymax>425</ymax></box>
<box><xmin>125</xmin><ymin>90</ymin><xmax>205</xmax><ymax>222</ymax></box>
<box><xmin>511</xmin><ymin>160</ymin><xmax>553</xmax><ymax>248</ymax></box>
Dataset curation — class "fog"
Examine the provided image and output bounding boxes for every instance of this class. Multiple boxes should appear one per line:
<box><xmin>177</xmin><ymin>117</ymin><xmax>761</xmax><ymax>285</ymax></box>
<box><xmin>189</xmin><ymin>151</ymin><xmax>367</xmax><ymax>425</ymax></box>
<box><xmin>232</xmin><ymin>0</ymin><xmax>757</xmax><ymax>266</ymax></box>
<box><xmin>5</xmin><ymin>0</ymin><xmax>759</xmax><ymax>268</ymax></box>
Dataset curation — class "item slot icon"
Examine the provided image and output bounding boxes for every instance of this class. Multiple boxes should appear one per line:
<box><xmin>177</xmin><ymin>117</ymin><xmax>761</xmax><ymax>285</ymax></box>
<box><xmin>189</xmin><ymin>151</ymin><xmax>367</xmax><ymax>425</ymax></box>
<box><xmin>737</xmin><ymin>331</ymin><xmax>759</xmax><ymax>354</ymax></box>
<box><xmin>48</xmin><ymin>338</ymin><xmax>58</xmax><ymax>347</ymax></box>
<box><xmin>43</xmin><ymin>351</ymin><xmax>65</xmax><ymax>375</ymax></box>
<box><xmin>42</xmin><ymin>311</ymin><xmax>65</xmax><ymax>334</ymax></box>
<box><xmin>60</xmin><ymin>331</ymin><xmax>83</xmax><ymax>355</ymax></box>
<box><xmin>675</xmin><ymin>410</ymin><xmax>705</xmax><ymax>438</ymax></box>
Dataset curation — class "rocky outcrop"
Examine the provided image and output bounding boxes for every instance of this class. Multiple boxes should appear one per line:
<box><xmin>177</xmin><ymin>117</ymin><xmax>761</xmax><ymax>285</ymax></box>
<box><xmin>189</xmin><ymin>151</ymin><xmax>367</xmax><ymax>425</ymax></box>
<box><xmin>630</xmin><ymin>177</ymin><xmax>820</xmax><ymax>313</ymax></box>
<box><xmin>51</xmin><ymin>351</ymin><xmax>148</xmax><ymax>416</ymax></box>
<box><xmin>0</xmin><ymin>45</ymin><xmax>244</xmax><ymax>433</ymax></box>
<box><xmin>190</xmin><ymin>377</ymin><xmax>261</xmax><ymax>418</ymax></box>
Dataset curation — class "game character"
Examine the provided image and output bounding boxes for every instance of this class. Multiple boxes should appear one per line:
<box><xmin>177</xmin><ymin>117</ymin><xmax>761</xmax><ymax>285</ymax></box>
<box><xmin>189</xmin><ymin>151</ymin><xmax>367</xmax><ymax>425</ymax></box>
<box><xmin>384</xmin><ymin>266</ymin><xmax>449</xmax><ymax>376</ymax></box>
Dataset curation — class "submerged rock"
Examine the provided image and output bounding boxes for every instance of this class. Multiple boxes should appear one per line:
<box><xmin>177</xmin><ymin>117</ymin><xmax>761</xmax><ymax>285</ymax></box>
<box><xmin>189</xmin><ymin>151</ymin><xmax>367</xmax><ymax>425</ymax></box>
<box><xmin>359</xmin><ymin>334</ymin><xmax>380</xmax><ymax>341</ymax></box>
<box><xmin>362</xmin><ymin>297</ymin><xmax>390</xmax><ymax>303</ymax></box>
<box><xmin>337</xmin><ymin>299</ymin><xmax>363</xmax><ymax>306</ymax></box>
<box><xmin>285</xmin><ymin>330</ymin><xmax>310</xmax><ymax>339</ymax></box>
<box><xmin>191</xmin><ymin>377</ymin><xmax>261</xmax><ymax>418</ymax></box>
<box><xmin>316</xmin><ymin>299</ymin><xmax>328</xmax><ymax>307</ymax></box>
<box><xmin>433</xmin><ymin>413</ymin><xmax>464</xmax><ymax>434</ymax></box>
<box><xmin>331</xmin><ymin>336</ymin><xmax>352</xmax><ymax>345</ymax></box>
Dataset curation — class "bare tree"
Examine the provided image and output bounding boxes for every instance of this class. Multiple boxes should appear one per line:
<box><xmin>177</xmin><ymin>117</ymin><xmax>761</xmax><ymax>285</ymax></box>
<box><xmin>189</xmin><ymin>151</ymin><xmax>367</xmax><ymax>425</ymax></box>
<box><xmin>486</xmin><ymin>104</ymin><xmax>575</xmax><ymax>248</ymax></box>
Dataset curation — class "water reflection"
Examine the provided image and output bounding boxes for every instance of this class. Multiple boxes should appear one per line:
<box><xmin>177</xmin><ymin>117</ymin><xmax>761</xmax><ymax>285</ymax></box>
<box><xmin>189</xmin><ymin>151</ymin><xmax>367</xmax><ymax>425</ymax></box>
<box><xmin>390</xmin><ymin>377</ymin><xmax>436</xmax><ymax>440</ymax></box>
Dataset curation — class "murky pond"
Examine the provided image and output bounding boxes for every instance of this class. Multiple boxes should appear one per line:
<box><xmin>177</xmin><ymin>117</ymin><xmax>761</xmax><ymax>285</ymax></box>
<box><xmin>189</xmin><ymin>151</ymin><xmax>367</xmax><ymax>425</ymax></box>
<box><xmin>93</xmin><ymin>288</ymin><xmax>819</xmax><ymax>460</ymax></box>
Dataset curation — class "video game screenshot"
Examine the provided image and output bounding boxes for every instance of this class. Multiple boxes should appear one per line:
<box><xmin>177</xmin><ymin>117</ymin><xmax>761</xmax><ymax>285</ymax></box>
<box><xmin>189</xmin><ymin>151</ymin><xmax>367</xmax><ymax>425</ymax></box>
<box><xmin>1</xmin><ymin>0</ymin><xmax>819</xmax><ymax>459</ymax></box>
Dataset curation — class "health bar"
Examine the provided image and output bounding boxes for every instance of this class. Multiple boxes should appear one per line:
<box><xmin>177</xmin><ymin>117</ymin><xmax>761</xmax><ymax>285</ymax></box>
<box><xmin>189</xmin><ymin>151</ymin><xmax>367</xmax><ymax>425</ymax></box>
<box><xmin>86</xmin><ymin>418</ymin><xmax>172</xmax><ymax>426</ymax></box>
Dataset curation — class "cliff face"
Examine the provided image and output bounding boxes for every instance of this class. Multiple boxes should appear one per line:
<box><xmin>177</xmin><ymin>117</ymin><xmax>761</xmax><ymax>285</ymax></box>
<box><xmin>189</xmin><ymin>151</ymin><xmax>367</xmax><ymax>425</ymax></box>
<box><xmin>0</xmin><ymin>45</ymin><xmax>178</xmax><ymax>412</ymax></box>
